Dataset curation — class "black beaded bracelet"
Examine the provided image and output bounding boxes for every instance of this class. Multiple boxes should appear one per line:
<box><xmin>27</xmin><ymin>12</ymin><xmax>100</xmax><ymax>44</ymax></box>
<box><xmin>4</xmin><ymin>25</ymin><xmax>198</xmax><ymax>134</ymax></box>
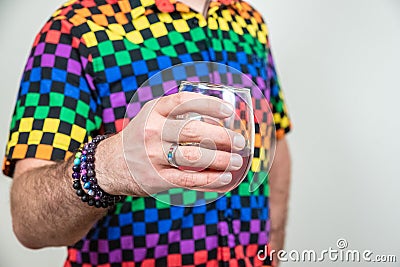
<box><xmin>72</xmin><ymin>135</ymin><xmax>125</xmax><ymax>208</ymax></box>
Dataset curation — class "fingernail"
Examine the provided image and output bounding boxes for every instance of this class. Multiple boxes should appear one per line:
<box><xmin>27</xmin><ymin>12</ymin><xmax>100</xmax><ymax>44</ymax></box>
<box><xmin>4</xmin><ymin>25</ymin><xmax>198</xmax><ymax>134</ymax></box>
<box><xmin>220</xmin><ymin>173</ymin><xmax>232</xmax><ymax>184</ymax></box>
<box><xmin>233</xmin><ymin>134</ymin><xmax>246</xmax><ymax>149</ymax></box>
<box><xmin>220</xmin><ymin>102</ymin><xmax>234</xmax><ymax>116</ymax></box>
<box><xmin>231</xmin><ymin>154</ymin><xmax>243</xmax><ymax>169</ymax></box>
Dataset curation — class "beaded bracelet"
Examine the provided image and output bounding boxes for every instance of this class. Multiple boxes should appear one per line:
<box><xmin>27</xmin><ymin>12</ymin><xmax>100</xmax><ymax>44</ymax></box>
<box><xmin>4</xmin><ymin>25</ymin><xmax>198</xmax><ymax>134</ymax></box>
<box><xmin>72</xmin><ymin>135</ymin><xmax>125</xmax><ymax>208</ymax></box>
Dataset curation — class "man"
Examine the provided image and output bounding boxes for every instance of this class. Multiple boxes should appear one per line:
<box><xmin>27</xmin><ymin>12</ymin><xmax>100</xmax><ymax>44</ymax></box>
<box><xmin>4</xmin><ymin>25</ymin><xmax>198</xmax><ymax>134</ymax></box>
<box><xmin>3</xmin><ymin>0</ymin><xmax>291</xmax><ymax>266</ymax></box>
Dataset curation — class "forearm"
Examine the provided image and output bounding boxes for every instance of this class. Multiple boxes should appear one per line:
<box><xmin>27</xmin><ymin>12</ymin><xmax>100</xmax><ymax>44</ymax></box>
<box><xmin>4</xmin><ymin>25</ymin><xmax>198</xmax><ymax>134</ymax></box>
<box><xmin>11</xmin><ymin>153</ymin><xmax>107</xmax><ymax>249</ymax></box>
<box><xmin>269</xmin><ymin>138</ymin><xmax>291</xmax><ymax>251</ymax></box>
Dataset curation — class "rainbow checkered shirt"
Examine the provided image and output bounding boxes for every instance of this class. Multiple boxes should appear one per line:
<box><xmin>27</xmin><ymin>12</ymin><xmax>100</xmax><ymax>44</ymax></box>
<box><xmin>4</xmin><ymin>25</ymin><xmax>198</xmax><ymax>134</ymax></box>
<box><xmin>3</xmin><ymin>0</ymin><xmax>291</xmax><ymax>266</ymax></box>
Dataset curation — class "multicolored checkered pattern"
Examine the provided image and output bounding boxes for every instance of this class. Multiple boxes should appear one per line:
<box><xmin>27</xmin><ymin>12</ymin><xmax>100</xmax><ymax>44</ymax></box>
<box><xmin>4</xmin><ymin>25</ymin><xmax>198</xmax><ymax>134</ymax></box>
<box><xmin>3</xmin><ymin>0</ymin><xmax>291</xmax><ymax>266</ymax></box>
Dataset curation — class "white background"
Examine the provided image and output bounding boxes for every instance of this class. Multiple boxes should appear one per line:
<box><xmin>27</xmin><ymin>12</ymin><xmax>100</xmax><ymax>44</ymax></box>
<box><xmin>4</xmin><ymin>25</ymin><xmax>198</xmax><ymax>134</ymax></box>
<box><xmin>0</xmin><ymin>0</ymin><xmax>399</xmax><ymax>266</ymax></box>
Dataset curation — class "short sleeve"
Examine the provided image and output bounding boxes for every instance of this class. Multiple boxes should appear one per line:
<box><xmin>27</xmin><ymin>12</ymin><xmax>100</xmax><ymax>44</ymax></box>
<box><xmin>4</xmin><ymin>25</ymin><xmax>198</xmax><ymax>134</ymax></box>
<box><xmin>2</xmin><ymin>18</ymin><xmax>102</xmax><ymax>177</ymax></box>
<box><xmin>266</xmin><ymin>44</ymin><xmax>292</xmax><ymax>139</ymax></box>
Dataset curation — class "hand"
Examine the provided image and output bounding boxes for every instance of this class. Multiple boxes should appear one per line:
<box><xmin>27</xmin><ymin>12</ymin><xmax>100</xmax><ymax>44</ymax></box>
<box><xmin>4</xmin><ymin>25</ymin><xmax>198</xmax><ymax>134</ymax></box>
<box><xmin>97</xmin><ymin>92</ymin><xmax>246</xmax><ymax>196</ymax></box>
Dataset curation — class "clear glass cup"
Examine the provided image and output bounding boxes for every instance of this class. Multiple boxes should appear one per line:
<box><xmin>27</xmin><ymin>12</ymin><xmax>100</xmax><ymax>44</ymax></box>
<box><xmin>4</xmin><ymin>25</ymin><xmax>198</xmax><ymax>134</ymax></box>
<box><xmin>178</xmin><ymin>81</ymin><xmax>255</xmax><ymax>191</ymax></box>
<box><xmin>123</xmin><ymin>62</ymin><xmax>276</xmax><ymax>207</ymax></box>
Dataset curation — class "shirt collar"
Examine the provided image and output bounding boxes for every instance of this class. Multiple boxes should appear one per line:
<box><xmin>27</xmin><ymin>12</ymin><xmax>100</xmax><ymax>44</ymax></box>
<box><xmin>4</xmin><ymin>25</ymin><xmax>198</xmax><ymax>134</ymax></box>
<box><xmin>114</xmin><ymin>0</ymin><xmax>239</xmax><ymax>21</ymax></box>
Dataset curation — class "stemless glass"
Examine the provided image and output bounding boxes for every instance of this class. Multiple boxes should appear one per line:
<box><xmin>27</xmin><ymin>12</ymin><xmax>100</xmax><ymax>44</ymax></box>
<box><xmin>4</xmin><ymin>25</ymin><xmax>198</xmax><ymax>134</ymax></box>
<box><xmin>178</xmin><ymin>81</ymin><xmax>255</xmax><ymax>191</ymax></box>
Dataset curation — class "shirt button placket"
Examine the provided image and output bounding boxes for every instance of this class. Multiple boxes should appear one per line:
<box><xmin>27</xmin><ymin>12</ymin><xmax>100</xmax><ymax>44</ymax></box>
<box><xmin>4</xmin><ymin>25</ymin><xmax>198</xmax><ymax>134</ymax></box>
<box><xmin>188</xmin><ymin>13</ymin><xmax>213</xmax><ymax>62</ymax></box>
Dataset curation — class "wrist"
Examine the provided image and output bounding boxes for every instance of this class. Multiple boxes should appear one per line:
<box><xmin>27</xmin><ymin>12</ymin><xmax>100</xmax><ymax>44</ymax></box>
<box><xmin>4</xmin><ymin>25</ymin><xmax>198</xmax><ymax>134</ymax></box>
<box><xmin>71</xmin><ymin>135</ymin><xmax>125</xmax><ymax>208</ymax></box>
<box><xmin>95</xmin><ymin>133</ymin><xmax>145</xmax><ymax>196</ymax></box>
<box><xmin>95</xmin><ymin>133</ymin><xmax>124</xmax><ymax>194</ymax></box>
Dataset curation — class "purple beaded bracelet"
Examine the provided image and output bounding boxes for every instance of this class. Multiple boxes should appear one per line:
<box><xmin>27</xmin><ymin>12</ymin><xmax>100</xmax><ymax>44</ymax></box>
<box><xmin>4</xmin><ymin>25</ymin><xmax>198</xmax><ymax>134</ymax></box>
<box><xmin>72</xmin><ymin>135</ymin><xmax>125</xmax><ymax>208</ymax></box>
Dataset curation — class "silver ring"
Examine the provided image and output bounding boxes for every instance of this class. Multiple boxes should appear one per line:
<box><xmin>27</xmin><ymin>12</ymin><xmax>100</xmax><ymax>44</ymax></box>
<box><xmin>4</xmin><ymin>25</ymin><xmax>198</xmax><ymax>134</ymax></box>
<box><xmin>167</xmin><ymin>143</ymin><xmax>180</xmax><ymax>168</ymax></box>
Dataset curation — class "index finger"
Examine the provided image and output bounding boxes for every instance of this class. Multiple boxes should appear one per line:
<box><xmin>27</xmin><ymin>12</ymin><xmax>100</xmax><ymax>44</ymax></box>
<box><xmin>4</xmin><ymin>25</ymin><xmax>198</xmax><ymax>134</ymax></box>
<box><xmin>154</xmin><ymin>92</ymin><xmax>234</xmax><ymax>119</ymax></box>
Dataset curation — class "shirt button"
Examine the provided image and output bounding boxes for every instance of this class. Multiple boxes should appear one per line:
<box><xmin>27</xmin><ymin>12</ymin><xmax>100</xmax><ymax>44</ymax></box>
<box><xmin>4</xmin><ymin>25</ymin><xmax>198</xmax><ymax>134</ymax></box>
<box><xmin>252</xmin><ymin>55</ymin><xmax>259</xmax><ymax>62</ymax></box>
<box><xmin>190</xmin><ymin>18</ymin><xmax>199</xmax><ymax>27</ymax></box>
<box><xmin>224</xmin><ymin>209</ymin><xmax>233</xmax><ymax>221</ymax></box>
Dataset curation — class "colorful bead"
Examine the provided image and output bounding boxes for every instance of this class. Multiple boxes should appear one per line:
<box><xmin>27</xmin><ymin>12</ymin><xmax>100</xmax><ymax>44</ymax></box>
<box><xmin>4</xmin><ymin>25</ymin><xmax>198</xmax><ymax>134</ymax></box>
<box><xmin>84</xmin><ymin>182</ymin><xmax>92</xmax><ymax>190</ymax></box>
<box><xmin>76</xmin><ymin>189</ymin><xmax>85</xmax><ymax>197</ymax></box>
<box><xmin>71</xmin><ymin>135</ymin><xmax>124</xmax><ymax>209</ymax></box>
<box><xmin>87</xmin><ymin>169</ymin><xmax>95</xmax><ymax>177</ymax></box>
<box><xmin>74</xmin><ymin>158</ymin><xmax>81</xmax><ymax>165</ymax></box>
<box><xmin>95</xmin><ymin>201</ymin><xmax>102</xmax><ymax>208</ymax></box>
<box><xmin>81</xmin><ymin>195</ymin><xmax>89</xmax><ymax>202</ymax></box>
<box><xmin>88</xmin><ymin>199</ymin><xmax>95</xmax><ymax>206</ymax></box>
<box><xmin>73</xmin><ymin>181</ymin><xmax>81</xmax><ymax>190</ymax></box>
<box><xmin>87</xmin><ymin>155</ymin><xmax>94</xmax><ymax>162</ymax></box>
<box><xmin>81</xmin><ymin>175</ymin><xmax>88</xmax><ymax>183</ymax></box>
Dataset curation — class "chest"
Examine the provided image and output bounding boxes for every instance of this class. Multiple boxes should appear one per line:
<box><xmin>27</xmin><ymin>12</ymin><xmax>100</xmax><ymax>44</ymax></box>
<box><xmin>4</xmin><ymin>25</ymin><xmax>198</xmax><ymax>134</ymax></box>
<box><xmin>84</xmin><ymin>7</ymin><xmax>268</xmax><ymax>86</ymax></box>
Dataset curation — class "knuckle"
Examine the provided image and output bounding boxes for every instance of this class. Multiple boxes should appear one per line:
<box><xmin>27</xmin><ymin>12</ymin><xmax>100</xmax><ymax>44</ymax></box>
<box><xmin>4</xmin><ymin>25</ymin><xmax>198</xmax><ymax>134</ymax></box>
<box><xmin>216</xmin><ymin>129</ymin><xmax>231</xmax><ymax>143</ymax></box>
<box><xmin>205</xmin><ymin>172</ymin><xmax>215</xmax><ymax>185</ymax></box>
<box><xmin>210</xmin><ymin>155</ymin><xmax>222</xmax><ymax>169</ymax></box>
<box><xmin>215</xmin><ymin>152</ymin><xmax>230</xmax><ymax>167</ymax></box>
<box><xmin>145</xmin><ymin>147</ymin><xmax>158</xmax><ymax>160</ymax></box>
<box><xmin>143</xmin><ymin>99</ymin><xmax>156</xmax><ymax>111</ymax></box>
<box><xmin>181</xmin><ymin>147</ymin><xmax>201</xmax><ymax>162</ymax></box>
<box><xmin>144</xmin><ymin>124</ymin><xmax>160</xmax><ymax>142</ymax></box>
<box><xmin>180</xmin><ymin>122</ymin><xmax>200</xmax><ymax>140</ymax></box>
<box><xmin>175</xmin><ymin>92</ymin><xmax>188</xmax><ymax>105</ymax></box>
<box><xmin>203</xmin><ymin>150</ymin><xmax>216</xmax><ymax>167</ymax></box>
<box><xmin>180</xmin><ymin>172</ymin><xmax>196</xmax><ymax>188</ymax></box>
